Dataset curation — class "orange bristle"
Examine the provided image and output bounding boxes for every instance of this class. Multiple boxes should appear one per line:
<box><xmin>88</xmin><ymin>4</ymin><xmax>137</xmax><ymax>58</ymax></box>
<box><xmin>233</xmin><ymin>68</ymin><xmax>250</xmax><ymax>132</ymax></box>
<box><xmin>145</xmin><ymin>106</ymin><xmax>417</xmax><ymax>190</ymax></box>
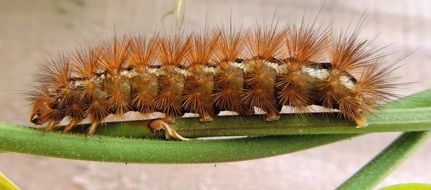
<box><xmin>37</xmin><ymin>54</ymin><xmax>72</xmax><ymax>98</ymax></box>
<box><xmin>72</xmin><ymin>47</ymin><xmax>102</xmax><ymax>79</ymax></box>
<box><xmin>63</xmin><ymin>99</ymin><xmax>86</xmax><ymax>131</ymax></box>
<box><xmin>187</xmin><ymin>30</ymin><xmax>220</xmax><ymax>66</ymax></box>
<box><xmin>128</xmin><ymin>35</ymin><xmax>160</xmax><ymax>72</ymax></box>
<box><xmin>284</xmin><ymin>25</ymin><xmax>329</xmax><ymax>62</ymax></box>
<box><xmin>99</xmin><ymin>36</ymin><xmax>130</xmax><ymax>75</ymax></box>
<box><xmin>158</xmin><ymin>34</ymin><xmax>191</xmax><ymax>66</ymax></box>
<box><xmin>86</xmin><ymin>99</ymin><xmax>109</xmax><ymax>122</ymax></box>
<box><xmin>105</xmin><ymin>77</ymin><xmax>131</xmax><ymax>114</ymax></box>
<box><xmin>214</xmin><ymin>27</ymin><xmax>246</xmax><ymax>62</ymax></box>
<box><xmin>352</xmin><ymin>58</ymin><xmax>400</xmax><ymax>116</ymax></box>
<box><xmin>244</xmin><ymin>24</ymin><xmax>286</xmax><ymax>60</ymax></box>
<box><xmin>329</xmin><ymin>30</ymin><xmax>380</xmax><ymax>72</ymax></box>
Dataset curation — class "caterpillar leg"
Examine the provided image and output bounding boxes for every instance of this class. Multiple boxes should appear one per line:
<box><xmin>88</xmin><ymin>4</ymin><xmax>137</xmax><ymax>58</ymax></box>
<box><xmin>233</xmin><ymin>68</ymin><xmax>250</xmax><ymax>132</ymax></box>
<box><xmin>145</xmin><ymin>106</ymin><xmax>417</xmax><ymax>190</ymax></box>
<box><xmin>63</xmin><ymin>120</ymin><xmax>78</xmax><ymax>133</ymax></box>
<box><xmin>148</xmin><ymin>119</ymin><xmax>190</xmax><ymax>141</ymax></box>
<box><xmin>355</xmin><ymin>117</ymin><xmax>369</xmax><ymax>128</ymax></box>
<box><xmin>44</xmin><ymin>120</ymin><xmax>59</xmax><ymax>133</ymax></box>
<box><xmin>265</xmin><ymin>110</ymin><xmax>280</xmax><ymax>121</ymax></box>
<box><xmin>199</xmin><ymin>113</ymin><xmax>213</xmax><ymax>123</ymax></box>
<box><xmin>86</xmin><ymin>121</ymin><xmax>100</xmax><ymax>137</ymax></box>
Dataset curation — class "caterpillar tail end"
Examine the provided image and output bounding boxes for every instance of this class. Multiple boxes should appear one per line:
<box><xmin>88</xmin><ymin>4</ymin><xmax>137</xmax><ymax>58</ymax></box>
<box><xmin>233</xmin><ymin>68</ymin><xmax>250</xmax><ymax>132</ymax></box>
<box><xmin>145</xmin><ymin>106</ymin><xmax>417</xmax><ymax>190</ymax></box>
<box><xmin>148</xmin><ymin>119</ymin><xmax>190</xmax><ymax>141</ymax></box>
<box><xmin>355</xmin><ymin>117</ymin><xmax>369</xmax><ymax>128</ymax></box>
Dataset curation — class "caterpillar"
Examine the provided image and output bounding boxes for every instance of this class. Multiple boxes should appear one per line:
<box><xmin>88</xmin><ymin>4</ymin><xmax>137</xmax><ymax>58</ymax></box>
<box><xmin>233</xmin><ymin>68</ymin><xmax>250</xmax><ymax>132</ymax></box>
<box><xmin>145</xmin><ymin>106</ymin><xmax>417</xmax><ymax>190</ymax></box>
<box><xmin>28</xmin><ymin>23</ymin><xmax>398</xmax><ymax>140</ymax></box>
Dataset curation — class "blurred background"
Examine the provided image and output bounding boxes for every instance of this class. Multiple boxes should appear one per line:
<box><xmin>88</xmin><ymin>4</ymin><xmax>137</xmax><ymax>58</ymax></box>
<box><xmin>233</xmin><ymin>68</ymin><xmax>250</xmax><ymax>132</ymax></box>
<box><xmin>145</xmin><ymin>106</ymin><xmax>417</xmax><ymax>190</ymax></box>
<box><xmin>0</xmin><ymin>0</ymin><xmax>430</xmax><ymax>189</ymax></box>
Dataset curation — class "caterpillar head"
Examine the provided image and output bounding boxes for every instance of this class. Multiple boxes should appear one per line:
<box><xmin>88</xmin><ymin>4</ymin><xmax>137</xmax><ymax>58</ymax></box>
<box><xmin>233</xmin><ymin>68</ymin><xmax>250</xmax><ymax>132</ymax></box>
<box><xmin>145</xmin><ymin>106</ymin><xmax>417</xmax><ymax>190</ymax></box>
<box><xmin>29</xmin><ymin>90</ymin><xmax>61</xmax><ymax>126</ymax></box>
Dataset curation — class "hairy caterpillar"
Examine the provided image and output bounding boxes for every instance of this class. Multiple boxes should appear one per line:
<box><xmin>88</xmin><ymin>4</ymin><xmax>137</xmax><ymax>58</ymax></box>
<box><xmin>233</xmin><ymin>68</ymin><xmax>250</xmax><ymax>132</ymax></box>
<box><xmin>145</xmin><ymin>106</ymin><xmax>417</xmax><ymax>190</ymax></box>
<box><xmin>28</xmin><ymin>22</ymin><xmax>399</xmax><ymax>140</ymax></box>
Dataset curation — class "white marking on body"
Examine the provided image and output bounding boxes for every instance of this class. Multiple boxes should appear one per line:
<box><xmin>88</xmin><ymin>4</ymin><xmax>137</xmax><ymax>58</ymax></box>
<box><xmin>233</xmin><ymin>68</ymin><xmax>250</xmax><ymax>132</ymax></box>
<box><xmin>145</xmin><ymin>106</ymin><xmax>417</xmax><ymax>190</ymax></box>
<box><xmin>230</xmin><ymin>61</ymin><xmax>245</xmax><ymax>70</ymax></box>
<box><xmin>339</xmin><ymin>75</ymin><xmax>355</xmax><ymax>89</ymax></box>
<box><xmin>277</xmin><ymin>64</ymin><xmax>288</xmax><ymax>74</ymax></box>
<box><xmin>148</xmin><ymin>68</ymin><xmax>161</xmax><ymax>76</ymax></box>
<box><xmin>174</xmin><ymin>67</ymin><xmax>190</xmax><ymax>76</ymax></box>
<box><xmin>120</xmin><ymin>69</ymin><xmax>139</xmax><ymax>78</ymax></box>
<box><xmin>71</xmin><ymin>80</ymin><xmax>85</xmax><ymax>88</ymax></box>
<box><xmin>264</xmin><ymin>61</ymin><xmax>281</xmax><ymax>73</ymax></box>
<box><xmin>93</xmin><ymin>74</ymin><xmax>105</xmax><ymax>84</ymax></box>
<box><xmin>203</xmin><ymin>66</ymin><xmax>216</xmax><ymax>74</ymax></box>
<box><xmin>242</xmin><ymin>62</ymin><xmax>251</xmax><ymax>73</ymax></box>
<box><xmin>302</xmin><ymin>66</ymin><xmax>329</xmax><ymax>80</ymax></box>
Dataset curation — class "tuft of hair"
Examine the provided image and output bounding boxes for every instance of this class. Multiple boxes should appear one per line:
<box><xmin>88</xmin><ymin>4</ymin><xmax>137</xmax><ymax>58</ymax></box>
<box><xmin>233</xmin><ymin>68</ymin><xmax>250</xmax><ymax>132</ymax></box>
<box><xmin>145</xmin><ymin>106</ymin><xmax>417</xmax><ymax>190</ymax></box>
<box><xmin>37</xmin><ymin>54</ymin><xmax>75</xmax><ymax>105</ymax></box>
<box><xmin>37</xmin><ymin>54</ymin><xmax>71</xmax><ymax>90</ymax></box>
<box><xmin>244</xmin><ymin>24</ymin><xmax>287</xmax><ymax>60</ymax></box>
<box><xmin>128</xmin><ymin>34</ymin><xmax>160</xmax><ymax>72</ymax></box>
<box><xmin>99</xmin><ymin>36</ymin><xmax>130</xmax><ymax>75</ymax></box>
<box><xmin>72</xmin><ymin>47</ymin><xmax>102</xmax><ymax>79</ymax></box>
<box><xmin>345</xmin><ymin>57</ymin><xmax>401</xmax><ymax>119</ymax></box>
<box><xmin>214</xmin><ymin>27</ymin><xmax>246</xmax><ymax>62</ymax></box>
<box><xmin>284</xmin><ymin>24</ymin><xmax>329</xmax><ymax>62</ymax></box>
<box><xmin>158</xmin><ymin>34</ymin><xmax>191</xmax><ymax>66</ymax></box>
<box><xmin>187</xmin><ymin>30</ymin><xmax>220</xmax><ymax>66</ymax></box>
<box><xmin>329</xmin><ymin>28</ymin><xmax>380</xmax><ymax>72</ymax></box>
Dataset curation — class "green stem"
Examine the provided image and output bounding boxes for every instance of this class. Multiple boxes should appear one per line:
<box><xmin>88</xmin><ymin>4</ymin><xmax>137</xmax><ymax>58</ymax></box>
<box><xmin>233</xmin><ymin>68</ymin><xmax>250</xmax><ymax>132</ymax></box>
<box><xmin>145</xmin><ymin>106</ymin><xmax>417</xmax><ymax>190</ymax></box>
<box><xmin>1</xmin><ymin>107</ymin><xmax>429</xmax><ymax>139</ymax></box>
<box><xmin>74</xmin><ymin>107</ymin><xmax>431</xmax><ymax>138</ymax></box>
<box><xmin>0</xmin><ymin>123</ymin><xmax>357</xmax><ymax>163</ymax></box>
<box><xmin>337</xmin><ymin>131</ymin><xmax>430</xmax><ymax>190</ymax></box>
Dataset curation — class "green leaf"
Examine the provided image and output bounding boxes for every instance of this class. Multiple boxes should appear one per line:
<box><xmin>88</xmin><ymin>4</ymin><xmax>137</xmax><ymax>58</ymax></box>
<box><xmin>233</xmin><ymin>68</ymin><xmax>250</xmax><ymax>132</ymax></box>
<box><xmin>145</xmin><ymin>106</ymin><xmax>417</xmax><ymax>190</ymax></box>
<box><xmin>85</xmin><ymin>107</ymin><xmax>431</xmax><ymax>138</ymax></box>
<box><xmin>0</xmin><ymin>124</ymin><xmax>356</xmax><ymax>163</ymax></box>
<box><xmin>337</xmin><ymin>131</ymin><xmax>430</xmax><ymax>190</ymax></box>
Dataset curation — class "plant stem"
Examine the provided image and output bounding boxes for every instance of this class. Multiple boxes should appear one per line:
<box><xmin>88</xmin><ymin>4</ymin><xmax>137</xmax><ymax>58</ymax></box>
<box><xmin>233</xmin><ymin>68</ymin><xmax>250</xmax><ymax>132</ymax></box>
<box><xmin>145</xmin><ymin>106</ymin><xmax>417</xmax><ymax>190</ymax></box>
<box><xmin>337</xmin><ymin>131</ymin><xmax>430</xmax><ymax>190</ymax></box>
<box><xmin>0</xmin><ymin>123</ymin><xmax>357</xmax><ymax>163</ymax></box>
<box><xmin>77</xmin><ymin>107</ymin><xmax>431</xmax><ymax>138</ymax></box>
